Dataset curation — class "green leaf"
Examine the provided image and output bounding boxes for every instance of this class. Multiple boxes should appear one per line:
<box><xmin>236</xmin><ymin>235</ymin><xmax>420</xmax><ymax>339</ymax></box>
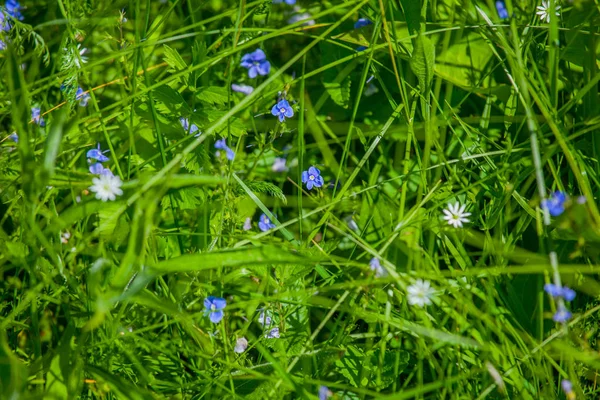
<box><xmin>150</xmin><ymin>246</ymin><xmax>316</xmax><ymax>274</ymax></box>
<box><xmin>323</xmin><ymin>79</ymin><xmax>351</xmax><ymax>109</ymax></box>
<box><xmin>410</xmin><ymin>34</ymin><xmax>435</xmax><ymax>94</ymax></box>
<box><xmin>236</xmin><ymin>180</ymin><xmax>287</xmax><ymax>205</ymax></box>
<box><xmin>152</xmin><ymin>85</ymin><xmax>191</xmax><ymax>113</ymax></box>
<box><xmin>42</xmin><ymin>108</ymin><xmax>67</xmax><ymax>185</ymax></box>
<box><xmin>163</xmin><ymin>44</ymin><xmax>187</xmax><ymax>71</ymax></box>
<box><xmin>45</xmin><ymin>355</ymin><xmax>68</xmax><ymax>399</ymax></box>
<box><xmin>400</xmin><ymin>0</ymin><xmax>422</xmax><ymax>36</ymax></box>
<box><xmin>196</xmin><ymin>86</ymin><xmax>229</xmax><ymax>105</ymax></box>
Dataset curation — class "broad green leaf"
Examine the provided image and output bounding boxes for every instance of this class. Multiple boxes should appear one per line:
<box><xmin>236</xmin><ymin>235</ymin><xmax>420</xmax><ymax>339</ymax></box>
<box><xmin>410</xmin><ymin>34</ymin><xmax>435</xmax><ymax>94</ymax></box>
<box><xmin>150</xmin><ymin>246</ymin><xmax>316</xmax><ymax>274</ymax></box>
<box><xmin>45</xmin><ymin>355</ymin><xmax>68</xmax><ymax>399</ymax></box>
<box><xmin>152</xmin><ymin>85</ymin><xmax>191</xmax><ymax>113</ymax></box>
<box><xmin>323</xmin><ymin>78</ymin><xmax>351</xmax><ymax>109</ymax></box>
<box><xmin>163</xmin><ymin>44</ymin><xmax>187</xmax><ymax>71</ymax></box>
<box><xmin>435</xmin><ymin>33</ymin><xmax>492</xmax><ymax>89</ymax></box>
<box><xmin>400</xmin><ymin>0</ymin><xmax>422</xmax><ymax>36</ymax></box>
<box><xmin>196</xmin><ymin>86</ymin><xmax>229</xmax><ymax>105</ymax></box>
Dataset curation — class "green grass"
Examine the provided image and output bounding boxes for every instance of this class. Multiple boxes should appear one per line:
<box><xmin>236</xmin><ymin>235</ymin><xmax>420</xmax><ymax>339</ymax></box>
<box><xmin>1</xmin><ymin>0</ymin><xmax>600</xmax><ymax>398</ymax></box>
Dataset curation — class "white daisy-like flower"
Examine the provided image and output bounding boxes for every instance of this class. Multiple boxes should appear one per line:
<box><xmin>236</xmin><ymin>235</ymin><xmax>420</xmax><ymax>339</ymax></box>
<box><xmin>442</xmin><ymin>202</ymin><xmax>471</xmax><ymax>228</ymax></box>
<box><xmin>536</xmin><ymin>0</ymin><xmax>561</xmax><ymax>23</ymax></box>
<box><xmin>406</xmin><ymin>279</ymin><xmax>436</xmax><ymax>307</ymax></box>
<box><xmin>90</xmin><ymin>174</ymin><xmax>123</xmax><ymax>201</ymax></box>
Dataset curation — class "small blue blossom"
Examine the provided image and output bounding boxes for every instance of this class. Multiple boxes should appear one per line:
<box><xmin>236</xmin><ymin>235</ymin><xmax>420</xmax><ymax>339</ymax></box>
<box><xmin>87</xmin><ymin>144</ymin><xmax>110</xmax><ymax>162</ymax></box>
<box><xmin>5</xmin><ymin>0</ymin><xmax>23</xmax><ymax>21</ymax></box>
<box><xmin>544</xmin><ymin>283</ymin><xmax>576</xmax><ymax>301</ymax></box>
<box><xmin>301</xmin><ymin>166</ymin><xmax>324</xmax><ymax>190</ymax></box>
<box><xmin>356</xmin><ymin>46</ymin><xmax>368</xmax><ymax>52</ymax></box>
<box><xmin>258</xmin><ymin>310</ymin><xmax>273</xmax><ymax>327</ymax></box>
<box><xmin>240</xmin><ymin>49</ymin><xmax>270</xmax><ymax>79</ymax></box>
<box><xmin>496</xmin><ymin>1</ymin><xmax>509</xmax><ymax>19</ymax></box>
<box><xmin>76</xmin><ymin>87</ymin><xmax>91</xmax><ymax>107</ymax></box>
<box><xmin>369</xmin><ymin>257</ymin><xmax>387</xmax><ymax>278</ymax></box>
<box><xmin>272</xmin><ymin>0</ymin><xmax>296</xmax><ymax>4</ymax></box>
<box><xmin>204</xmin><ymin>296</ymin><xmax>227</xmax><ymax>323</ymax></box>
<box><xmin>31</xmin><ymin>107</ymin><xmax>45</xmax><ymax>126</ymax></box>
<box><xmin>354</xmin><ymin>18</ymin><xmax>372</xmax><ymax>29</ymax></box>
<box><xmin>258</xmin><ymin>213</ymin><xmax>276</xmax><ymax>232</ymax></box>
<box><xmin>214</xmin><ymin>138</ymin><xmax>235</xmax><ymax>161</ymax></box>
<box><xmin>265</xmin><ymin>327</ymin><xmax>280</xmax><ymax>338</ymax></box>
<box><xmin>272</xmin><ymin>157</ymin><xmax>288</xmax><ymax>172</ymax></box>
<box><xmin>541</xmin><ymin>191</ymin><xmax>567</xmax><ymax>217</ymax></box>
<box><xmin>179</xmin><ymin>117</ymin><xmax>201</xmax><ymax>137</ymax></box>
<box><xmin>89</xmin><ymin>163</ymin><xmax>114</xmax><ymax>177</ymax></box>
<box><xmin>271</xmin><ymin>99</ymin><xmax>294</xmax><ymax>122</ymax></box>
<box><xmin>288</xmin><ymin>12</ymin><xmax>315</xmax><ymax>26</ymax></box>
<box><xmin>0</xmin><ymin>11</ymin><xmax>10</xmax><ymax>31</ymax></box>
<box><xmin>319</xmin><ymin>386</ymin><xmax>332</xmax><ymax>400</ymax></box>
<box><xmin>243</xmin><ymin>217</ymin><xmax>252</xmax><ymax>231</ymax></box>
<box><xmin>552</xmin><ymin>305</ymin><xmax>572</xmax><ymax>323</ymax></box>
<box><xmin>561</xmin><ymin>380</ymin><xmax>574</xmax><ymax>396</ymax></box>
<box><xmin>231</xmin><ymin>83</ymin><xmax>254</xmax><ymax>95</ymax></box>
<box><xmin>8</xmin><ymin>132</ymin><xmax>17</xmax><ymax>142</ymax></box>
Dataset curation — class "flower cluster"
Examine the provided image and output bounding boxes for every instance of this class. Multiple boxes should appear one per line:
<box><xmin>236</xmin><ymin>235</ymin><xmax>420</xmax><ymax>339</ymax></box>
<box><xmin>87</xmin><ymin>144</ymin><xmax>123</xmax><ymax>201</ymax></box>
<box><xmin>179</xmin><ymin>116</ymin><xmax>201</xmax><ymax>137</ymax></box>
<box><xmin>214</xmin><ymin>138</ymin><xmax>235</xmax><ymax>161</ymax></box>
<box><xmin>31</xmin><ymin>107</ymin><xmax>45</xmax><ymax>127</ymax></box>
<box><xmin>544</xmin><ymin>283</ymin><xmax>576</xmax><ymax>323</ymax></box>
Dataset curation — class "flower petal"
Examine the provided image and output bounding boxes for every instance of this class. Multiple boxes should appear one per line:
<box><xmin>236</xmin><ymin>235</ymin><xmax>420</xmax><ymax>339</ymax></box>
<box><xmin>210</xmin><ymin>310</ymin><xmax>224</xmax><ymax>323</ymax></box>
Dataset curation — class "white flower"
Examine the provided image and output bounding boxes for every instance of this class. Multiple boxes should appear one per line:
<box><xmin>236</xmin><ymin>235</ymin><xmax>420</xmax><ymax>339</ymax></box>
<box><xmin>243</xmin><ymin>217</ymin><xmax>252</xmax><ymax>231</ymax></box>
<box><xmin>406</xmin><ymin>279</ymin><xmax>436</xmax><ymax>307</ymax></box>
<box><xmin>60</xmin><ymin>231</ymin><xmax>71</xmax><ymax>244</ymax></box>
<box><xmin>536</xmin><ymin>0</ymin><xmax>561</xmax><ymax>23</ymax></box>
<box><xmin>442</xmin><ymin>202</ymin><xmax>471</xmax><ymax>228</ymax></box>
<box><xmin>90</xmin><ymin>174</ymin><xmax>123</xmax><ymax>201</ymax></box>
<box><xmin>234</xmin><ymin>337</ymin><xmax>248</xmax><ymax>353</ymax></box>
<box><xmin>272</xmin><ymin>157</ymin><xmax>288</xmax><ymax>172</ymax></box>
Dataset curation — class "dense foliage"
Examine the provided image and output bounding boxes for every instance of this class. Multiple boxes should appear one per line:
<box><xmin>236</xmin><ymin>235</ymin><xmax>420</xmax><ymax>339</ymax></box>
<box><xmin>1</xmin><ymin>0</ymin><xmax>600</xmax><ymax>398</ymax></box>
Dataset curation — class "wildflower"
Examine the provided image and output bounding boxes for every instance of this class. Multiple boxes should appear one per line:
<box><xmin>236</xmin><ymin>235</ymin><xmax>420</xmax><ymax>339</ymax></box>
<box><xmin>496</xmin><ymin>0</ymin><xmax>509</xmax><ymax>19</ymax></box>
<box><xmin>8</xmin><ymin>132</ymin><xmax>17</xmax><ymax>142</ymax></box>
<box><xmin>74</xmin><ymin>44</ymin><xmax>88</xmax><ymax>68</ymax></box>
<box><xmin>553</xmin><ymin>305</ymin><xmax>572</xmax><ymax>323</ymax></box>
<box><xmin>89</xmin><ymin>174</ymin><xmax>123</xmax><ymax>201</ymax></box>
<box><xmin>89</xmin><ymin>163</ymin><xmax>114</xmax><ymax>177</ymax></box>
<box><xmin>76</xmin><ymin>87</ymin><xmax>91</xmax><ymax>107</ymax></box>
<box><xmin>354</xmin><ymin>18</ymin><xmax>372</xmax><ymax>29</ymax></box>
<box><xmin>5</xmin><ymin>0</ymin><xmax>23</xmax><ymax>20</ymax></box>
<box><xmin>577</xmin><ymin>196</ymin><xmax>586</xmax><ymax>204</ymax></box>
<box><xmin>234</xmin><ymin>337</ymin><xmax>248</xmax><ymax>353</ymax></box>
<box><xmin>369</xmin><ymin>257</ymin><xmax>387</xmax><ymax>278</ymax></box>
<box><xmin>364</xmin><ymin>82</ymin><xmax>379</xmax><ymax>97</ymax></box>
<box><xmin>272</xmin><ymin>157</ymin><xmax>288</xmax><ymax>172</ymax></box>
<box><xmin>561</xmin><ymin>380</ymin><xmax>575</xmax><ymax>399</ymax></box>
<box><xmin>346</xmin><ymin>216</ymin><xmax>359</xmax><ymax>231</ymax></box>
<box><xmin>536</xmin><ymin>0</ymin><xmax>560</xmax><ymax>23</ymax></box>
<box><xmin>31</xmin><ymin>107</ymin><xmax>45</xmax><ymax>126</ymax></box>
<box><xmin>258</xmin><ymin>310</ymin><xmax>273</xmax><ymax>326</ymax></box>
<box><xmin>265</xmin><ymin>327</ymin><xmax>280</xmax><ymax>338</ymax></box>
<box><xmin>541</xmin><ymin>191</ymin><xmax>567</xmax><ymax>217</ymax></box>
<box><xmin>214</xmin><ymin>138</ymin><xmax>235</xmax><ymax>161</ymax></box>
<box><xmin>60</xmin><ymin>232</ymin><xmax>71</xmax><ymax>244</ymax></box>
<box><xmin>442</xmin><ymin>202</ymin><xmax>471</xmax><ymax>228</ymax></box>
<box><xmin>301</xmin><ymin>166</ymin><xmax>324</xmax><ymax>190</ymax></box>
<box><xmin>87</xmin><ymin>144</ymin><xmax>110</xmax><ymax>162</ymax></box>
<box><xmin>0</xmin><ymin>11</ymin><xmax>10</xmax><ymax>31</ymax></box>
<box><xmin>204</xmin><ymin>296</ymin><xmax>227</xmax><ymax>323</ymax></box>
<box><xmin>243</xmin><ymin>217</ymin><xmax>252</xmax><ymax>231</ymax></box>
<box><xmin>356</xmin><ymin>46</ymin><xmax>368</xmax><ymax>52</ymax></box>
<box><xmin>179</xmin><ymin>117</ymin><xmax>201</xmax><ymax>137</ymax></box>
<box><xmin>231</xmin><ymin>83</ymin><xmax>254</xmax><ymax>95</ymax></box>
<box><xmin>272</xmin><ymin>0</ymin><xmax>296</xmax><ymax>4</ymax></box>
<box><xmin>240</xmin><ymin>49</ymin><xmax>271</xmax><ymax>78</ymax></box>
<box><xmin>271</xmin><ymin>99</ymin><xmax>294</xmax><ymax>122</ymax></box>
<box><xmin>406</xmin><ymin>279</ymin><xmax>436</xmax><ymax>307</ymax></box>
<box><xmin>319</xmin><ymin>386</ymin><xmax>332</xmax><ymax>400</ymax></box>
<box><xmin>258</xmin><ymin>213</ymin><xmax>276</xmax><ymax>232</ymax></box>
<box><xmin>544</xmin><ymin>283</ymin><xmax>576</xmax><ymax>301</ymax></box>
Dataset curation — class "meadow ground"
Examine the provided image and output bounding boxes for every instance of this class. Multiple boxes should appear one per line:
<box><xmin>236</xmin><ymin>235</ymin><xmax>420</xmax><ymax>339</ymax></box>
<box><xmin>0</xmin><ymin>0</ymin><xmax>598</xmax><ymax>398</ymax></box>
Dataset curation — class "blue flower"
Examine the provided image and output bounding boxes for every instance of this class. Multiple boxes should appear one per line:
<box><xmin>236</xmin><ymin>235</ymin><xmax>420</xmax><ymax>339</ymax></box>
<box><xmin>356</xmin><ymin>46</ymin><xmax>368</xmax><ymax>52</ymax></box>
<box><xmin>5</xmin><ymin>0</ymin><xmax>23</xmax><ymax>20</ymax></box>
<box><xmin>265</xmin><ymin>327</ymin><xmax>280</xmax><ymax>338</ymax></box>
<box><xmin>76</xmin><ymin>87</ymin><xmax>91</xmax><ymax>107</ymax></box>
<box><xmin>541</xmin><ymin>191</ymin><xmax>567</xmax><ymax>217</ymax></box>
<box><xmin>354</xmin><ymin>18</ymin><xmax>372</xmax><ymax>29</ymax></box>
<box><xmin>240</xmin><ymin>49</ymin><xmax>271</xmax><ymax>79</ymax></box>
<box><xmin>179</xmin><ymin>117</ymin><xmax>201</xmax><ymax>137</ymax></box>
<box><xmin>87</xmin><ymin>144</ymin><xmax>110</xmax><ymax>162</ymax></box>
<box><xmin>0</xmin><ymin>12</ymin><xmax>9</xmax><ymax>32</ymax></box>
<box><xmin>369</xmin><ymin>257</ymin><xmax>387</xmax><ymax>278</ymax></box>
<box><xmin>319</xmin><ymin>386</ymin><xmax>332</xmax><ymax>400</ymax></box>
<box><xmin>204</xmin><ymin>296</ymin><xmax>227</xmax><ymax>323</ymax></box>
<box><xmin>301</xmin><ymin>166</ymin><xmax>324</xmax><ymax>190</ymax></box>
<box><xmin>31</xmin><ymin>107</ymin><xmax>45</xmax><ymax>126</ymax></box>
<box><xmin>89</xmin><ymin>163</ymin><xmax>114</xmax><ymax>177</ymax></box>
<box><xmin>214</xmin><ymin>138</ymin><xmax>235</xmax><ymax>161</ymax></box>
<box><xmin>258</xmin><ymin>213</ymin><xmax>276</xmax><ymax>232</ymax></box>
<box><xmin>271</xmin><ymin>99</ymin><xmax>294</xmax><ymax>122</ymax></box>
<box><xmin>231</xmin><ymin>83</ymin><xmax>254</xmax><ymax>95</ymax></box>
<box><xmin>272</xmin><ymin>0</ymin><xmax>296</xmax><ymax>4</ymax></box>
<box><xmin>544</xmin><ymin>283</ymin><xmax>576</xmax><ymax>301</ymax></box>
<box><xmin>8</xmin><ymin>132</ymin><xmax>17</xmax><ymax>142</ymax></box>
<box><xmin>496</xmin><ymin>1</ymin><xmax>509</xmax><ymax>19</ymax></box>
<box><xmin>553</xmin><ymin>305</ymin><xmax>572</xmax><ymax>323</ymax></box>
<box><xmin>561</xmin><ymin>380</ymin><xmax>573</xmax><ymax>396</ymax></box>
